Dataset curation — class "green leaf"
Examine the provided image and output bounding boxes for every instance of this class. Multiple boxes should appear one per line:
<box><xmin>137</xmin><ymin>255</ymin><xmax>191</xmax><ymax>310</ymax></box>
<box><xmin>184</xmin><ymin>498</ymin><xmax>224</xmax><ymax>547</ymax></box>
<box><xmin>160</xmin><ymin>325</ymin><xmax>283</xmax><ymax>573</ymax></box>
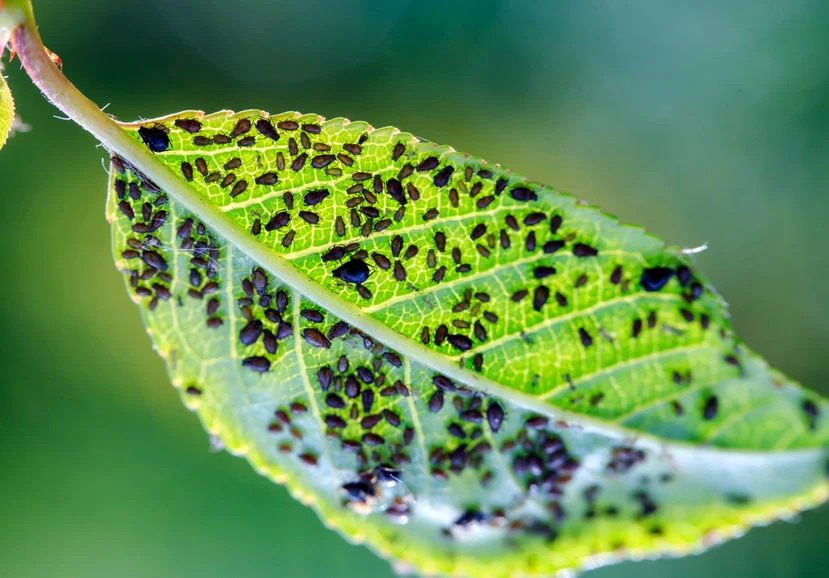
<box><xmin>107</xmin><ymin>110</ymin><xmax>828</xmax><ymax>577</ymax></box>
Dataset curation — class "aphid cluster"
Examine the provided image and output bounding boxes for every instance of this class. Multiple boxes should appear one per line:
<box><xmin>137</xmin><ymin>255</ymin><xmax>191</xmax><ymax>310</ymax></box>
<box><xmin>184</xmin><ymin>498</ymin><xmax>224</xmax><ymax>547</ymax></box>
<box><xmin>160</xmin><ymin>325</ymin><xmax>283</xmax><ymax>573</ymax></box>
<box><xmin>311</xmin><ymin>327</ymin><xmax>414</xmax><ymax>474</ymax></box>
<box><xmin>112</xmin><ymin>155</ymin><xmax>174</xmax><ymax>311</ymax></box>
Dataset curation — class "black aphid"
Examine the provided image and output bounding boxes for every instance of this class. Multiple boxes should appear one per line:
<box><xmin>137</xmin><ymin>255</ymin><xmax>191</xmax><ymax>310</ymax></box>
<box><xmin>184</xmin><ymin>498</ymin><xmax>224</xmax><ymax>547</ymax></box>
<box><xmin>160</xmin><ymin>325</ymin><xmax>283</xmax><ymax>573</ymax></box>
<box><xmin>640</xmin><ymin>267</ymin><xmax>675</xmax><ymax>292</ymax></box>
<box><xmin>138</xmin><ymin>126</ymin><xmax>170</xmax><ymax>153</ymax></box>
<box><xmin>333</xmin><ymin>259</ymin><xmax>370</xmax><ymax>285</ymax></box>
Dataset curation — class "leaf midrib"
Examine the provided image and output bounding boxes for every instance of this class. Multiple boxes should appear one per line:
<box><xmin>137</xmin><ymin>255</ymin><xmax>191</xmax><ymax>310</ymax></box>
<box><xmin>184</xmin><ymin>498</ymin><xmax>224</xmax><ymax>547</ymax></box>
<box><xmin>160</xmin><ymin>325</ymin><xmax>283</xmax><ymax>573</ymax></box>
<box><xmin>98</xmin><ymin>118</ymin><xmax>815</xmax><ymax>458</ymax></box>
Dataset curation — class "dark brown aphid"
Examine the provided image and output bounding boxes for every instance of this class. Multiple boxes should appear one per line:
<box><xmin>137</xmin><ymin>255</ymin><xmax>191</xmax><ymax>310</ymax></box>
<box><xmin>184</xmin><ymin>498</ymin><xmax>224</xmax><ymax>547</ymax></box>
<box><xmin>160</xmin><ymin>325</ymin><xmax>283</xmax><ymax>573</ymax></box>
<box><xmin>579</xmin><ymin>327</ymin><xmax>593</xmax><ymax>348</ymax></box>
<box><xmin>230</xmin><ymin>118</ymin><xmax>252</xmax><ymax>138</ymax></box>
<box><xmin>255</xmin><ymin>172</ymin><xmax>278</xmax><ymax>185</ymax></box>
<box><xmin>328</xmin><ymin>321</ymin><xmax>350</xmax><ymax>340</ymax></box>
<box><xmin>265</xmin><ymin>211</ymin><xmax>291</xmax><ymax>231</ymax></box>
<box><xmin>524</xmin><ymin>212</ymin><xmax>546</xmax><ymax>225</ymax></box>
<box><xmin>345</xmin><ymin>375</ymin><xmax>360</xmax><ymax>398</ymax></box>
<box><xmin>486</xmin><ymin>402</ymin><xmax>504</xmax><ymax>432</ymax></box>
<box><xmin>299</xmin><ymin>453</ymin><xmax>318</xmax><ymax>467</ymax></box>
<box><xmin>317</xmin><ymin>366</ymin><xmax>333</xmax><ymax>391</ymax></box>
<box><xmin>230</xmin><ymin>180</ymin><xmax>248</xmax><ymax>198</ymax></box>
<box><xmin>291</xmin><ymin>153</ymin><xmax>308</xmax><ymax>171</ymax></box>
<box><xmin>325</xmin><ymin>393</ymin><xmax>346</xmax><ymax>409</ymax></box>
<box><xmin>372</xmin><ymin>253</ymin><xmax>391</xmax><ymax>270</ymax></box>
<box><xmin>802</xmin><ymin>400</ymin><xmax>819</xmax><ymax>430</ymax></box>
<box><xmin>141</xmin><ymin>251</ymin><xmax>168</xmax><ymax>271</ymax></box>
<box><xmin>447</xmin><ymin>334</ymin><xmax>472</xmax><ymax>352</ymax></box>
<box><xmin>428</xmin><ymin>390</ymin><xmax>445</xmax><ymax>413</ymax></box>
<box><xmin>525</xmin><ymin>231</ymin><xmax>537</xmax><ymax>252</ymax></box>
<box><xmin>311</xmin><ymin>155</ymin><xmax>336</xmax><ymax>169</ymax></box>
<box><xmin>263</xmin><ymin>330</ymin><xmax>278</xmax><ymax>355</ymax></box>
<box><xmin>118</xmin><ymin>201</ymin><xmax>134</xmax><ymax>220</ymax></box>
<box><xmin>255</xmin><ymin>118</ymin><xmax>279</xmax><ymax>140</ymax></box>
<box><xmin>434</xmin><ymin>231</ymin><xmax>446</xmax><ymax>252</ymax></box>
<box><xmin>299</xmin><ymin>211</ymin><xmax>319</xmax><ymax>224</ymax></box>
<box><xmin>573</xmin><ymin>243</ymin><xmax>598</xmax><ymax>257</ymax></box>
<box><xmin>448</xmin><ymin>423</ymin><xmax>467</xmax><ymax>439</ymax></box>
<box><xmin>239</xmin><ymin>320</ymin><xmax>263</xmax><ymax>346</ymax></box>
<box><xmin>534</xmin><ymin>266</ymin><xmax>556</xmax><ymax>279</ymax></box>
<box><xmin>533</xmin><ymin>285</ymin><xmax>549</xmax><ymax>311</ymax></box>
<box><xmin>510</xmin><ymin>186</ymin><xmax>537</xmax><ymax>201</ymax></box>
<box><xmin>362</xmin><ymin>433</ymin><xmax>385</xmax><ymax>446</ymax></box>
<box><xmin>416</xmin><ymin>156</ymin><xmax>439</xmax><ymax>171</ymax></box>
<box><xmin>242</xmin><ymin>356</ymin><xmax>270</xmax><ymax>373</ymax></box>
<box><xmin>610</xmin><ymin>265</ymin><xmax>623</xmax><ymax>285</ymax></box>
<box><xmin>393</xmin><ymin>260</ymin><xmax>407</xmax><ymax>282</ymax></box>
<box><xmin>301</xmin><ymin>309</ymin><xmax>324</xmax><ymax>323</ymax></box>
<box><xmin>325</xmin><ymin>414</ymin><xmax>347</xmax><ymax>429</ymax></box>
<box><xmin>632</xmin><ymin>318</ymin><xmax>643</xmax><ymax>338</ymax></box>
<box><xmin>361</xmin><ymin>414</ymin><xmax>382</xmax><ymax>430</ymax></box>
<box><xmin>175</xmin><ymin>118</ymin><xmax>202</xmax><ymax>133</ymax></box>
<box><xmin>702</xmin><ymin>395</ymin><xmax>719</xmax><ymax>420</ymax></box>
<box><xmin>362</xmin><ymin>389</ymin><xmax>375</xmax><ymax>413</ymax></box>
<box><xmin>433</xmin><ymin>166</ymin><xmax>454</xmax><ymax>187</ymax></box>
<box><xmin>433</xmin><ymin>375</ymin><xmax>457</xmax><ymax>392</ymax></box>
<box><xmin>303</xmin><ymin>328</ymin><xmax>331</xmax><ymax>348</ymax></box>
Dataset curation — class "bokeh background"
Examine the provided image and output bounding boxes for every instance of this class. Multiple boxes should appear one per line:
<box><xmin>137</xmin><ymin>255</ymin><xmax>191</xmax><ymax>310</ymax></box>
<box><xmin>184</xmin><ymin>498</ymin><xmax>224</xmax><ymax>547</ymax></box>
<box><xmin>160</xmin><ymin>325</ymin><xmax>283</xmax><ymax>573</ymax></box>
<box><xmin>2</xmin><ymin>0</ymin><xmax>827</xmax><ymax>576</ymax></box>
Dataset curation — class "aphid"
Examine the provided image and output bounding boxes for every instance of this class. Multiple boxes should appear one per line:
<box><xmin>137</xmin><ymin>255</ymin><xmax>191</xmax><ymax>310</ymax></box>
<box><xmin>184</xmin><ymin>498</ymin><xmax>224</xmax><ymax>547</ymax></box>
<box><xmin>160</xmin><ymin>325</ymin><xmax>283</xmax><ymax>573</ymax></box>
<box><xmin>428</xmin><ymin>390</ymin><xmax>444</xmax><ymax>413</ymax></box>
<box><xmin>416</xmin><ymin>156</ymin><xmax>439</xmax><ymax>171</ymax></box>
<box><xmin>447</xmin><ymin>334</ymin><xmax>472</xmax><ymax>352</ymax></box>
<box><xmin>510</xmin><ymin>186</ymin><xmax>537</xmax><ymax>201</ymax></box>
<box><xmin>487</xmin><ymin>402</ymin><xmax>504</xmax><ymax>433</ymax></box>
<box><xmin>255</xmin><ymin>119</ymin><xmax>279</xmax><ymax>140</ymax></box>
<box><xmin>361</xmin><ymin>414</ymin><xmax>382</xmax><ymax>429</ymax></box>
<box><xmin>138</xmin><ymin>126</ymin><xmax>170</xmax><ymax>153</ymax></box>
<box><xmin>325</xmin><ymin>393</ymin><xmax>346</xmax><ymax>409</ymax></box>
<box><xmin>242</xmin><ymin>356</ymin><xmax>270</xmax><ymax>373</ymax></box>
<box><xmin>362</xmin><ymin>433</ymin><xmax>385</xmax><ymax>446</ymax></box>
<box><xmin>578</xmin><ymin>328</ymin><xmax>593</xmax><ymax>348</ymax></box>
<box><xmin>327</xmin><ymin>321</ymin><xmax>349</xmax><ymax>340</ymax></box>
<box><xmin>333</xmin><ymin>259</ymin><xmax>370</xmax><ymax>285</ymax></box>
<box><xmin>362</xmin><ymin>389</ymin><xmax>375</xmax><ymax>413</ymax></box>
<box><xmin>304</xmin><ymin>189</ymin><xmax>330</xmax><ymax>205</ymax></box>
<box><xmin>703</xmin><ymin>395</ymin><xmax>719</xmax><ymax>420</ymax></box>
<box><xmin>301</xmin><ymin>309</ymin><xmax>324</xmax><ymax>323</ymax></box>
<box><xmin>325</xmin><ymin>414</ymin><xmax>347</xmax><ymax>429</ymax></box>
<box><xmin>533</xmin><ymin>285</ymin><xmax>549</xmax><ymax>311</ymax></box>
<box><xmin>640</xmin><ymin>267</ymin><xmax>674</xmax><ymax>292</ymax></box>
<box><xmin>303</xmin><ymin>328</ymin><xmax>331</xmax><ymax>349</ymax></box>
<box><xmin>239</xmin><ymin>320</ymin><xmax>263</xmax><ymax>346</ymax></box>
<box><xmin>573</xmin><ymin>243</ymin><xmax>598</xmax><ymax>257</ymax></box>
<box><xmin>299</xmin><ymin>453</ymin><xmax>318</xmax><ymax>467</ymax></box>
<box><xmin>433</xmin><ymin>375</ymin><xmax>457</xmax><ymax>392</ymax></box>
<box><xmin>433</xmin><ymin>166</ymin><xmax>454</xmax><ymax>187</ymax></box>
<box><xmin>448</xmin><ymin>423</ymin><xmax>467</xmax><ymax>439</ymax></box>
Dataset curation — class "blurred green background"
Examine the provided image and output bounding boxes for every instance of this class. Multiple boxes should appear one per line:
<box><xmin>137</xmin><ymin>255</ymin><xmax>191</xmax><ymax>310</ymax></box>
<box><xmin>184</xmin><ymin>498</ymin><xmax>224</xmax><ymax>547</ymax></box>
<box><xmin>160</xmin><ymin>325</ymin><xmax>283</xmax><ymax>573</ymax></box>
<box><xmin>2</xmin><ymin>0</ymin><xmax>827</xmax><ymax>576</ymax></box>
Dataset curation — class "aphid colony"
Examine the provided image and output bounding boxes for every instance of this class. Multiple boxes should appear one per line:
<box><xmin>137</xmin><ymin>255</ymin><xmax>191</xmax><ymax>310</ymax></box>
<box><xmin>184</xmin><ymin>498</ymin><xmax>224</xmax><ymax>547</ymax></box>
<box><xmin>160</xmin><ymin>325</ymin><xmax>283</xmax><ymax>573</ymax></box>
<box><xmin>120</xmin><ymin>110</ymin><xmax>823</xmax><ymax>441</ymax></box>
<box><xmin>110</xmin><ymin>110</ymin><xmax>825</xmax><ymax>556</ymax></box>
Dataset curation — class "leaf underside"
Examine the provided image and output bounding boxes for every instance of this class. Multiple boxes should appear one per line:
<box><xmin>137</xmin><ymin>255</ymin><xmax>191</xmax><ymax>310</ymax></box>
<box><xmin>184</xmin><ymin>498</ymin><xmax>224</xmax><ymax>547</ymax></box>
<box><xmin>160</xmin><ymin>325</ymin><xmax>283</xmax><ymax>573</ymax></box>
<box><xmin>107</xmin><ymin>110</ymin><xmax>828</xmax><ymax>577</ymax></box>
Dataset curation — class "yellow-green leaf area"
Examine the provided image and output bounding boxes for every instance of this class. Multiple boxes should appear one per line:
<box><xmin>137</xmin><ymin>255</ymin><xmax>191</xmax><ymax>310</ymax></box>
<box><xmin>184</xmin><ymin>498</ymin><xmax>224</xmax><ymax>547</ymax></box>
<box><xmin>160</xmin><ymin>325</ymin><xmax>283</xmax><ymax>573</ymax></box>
<box><xmin>0</xmin><ymin>26</ymin><xmax>15</xmax><ymax>151</ymax></box>
<box><xmin>106</xmin><ymin>109</ymin><xmax>828</xmax><ymax>577</ymax></box>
